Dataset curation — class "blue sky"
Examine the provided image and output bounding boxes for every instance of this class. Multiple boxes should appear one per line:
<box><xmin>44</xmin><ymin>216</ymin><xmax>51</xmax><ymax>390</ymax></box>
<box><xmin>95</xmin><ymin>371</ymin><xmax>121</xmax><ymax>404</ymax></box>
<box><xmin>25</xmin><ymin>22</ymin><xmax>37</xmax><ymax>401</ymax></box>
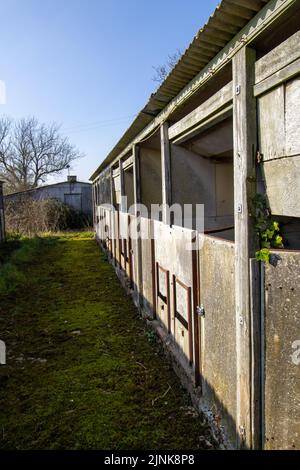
<box><xmin>0</xmin><ymin>0</ymin><xmax>220</xmax><ymax>182</ymax></box>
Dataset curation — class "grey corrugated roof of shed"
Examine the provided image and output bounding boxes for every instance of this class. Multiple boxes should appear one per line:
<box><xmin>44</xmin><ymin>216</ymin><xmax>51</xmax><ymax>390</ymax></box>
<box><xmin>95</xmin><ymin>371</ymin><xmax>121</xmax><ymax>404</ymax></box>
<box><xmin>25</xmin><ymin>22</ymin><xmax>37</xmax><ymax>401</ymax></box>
<box><xmin>90</xmin><ymin>0</ymin><xmax>269</xmax><ymax>181</ymax></box>
<box><xmin>4</xmin><ymin>180</ymin><xmax>91</xmax><ymax>198</ymax></box>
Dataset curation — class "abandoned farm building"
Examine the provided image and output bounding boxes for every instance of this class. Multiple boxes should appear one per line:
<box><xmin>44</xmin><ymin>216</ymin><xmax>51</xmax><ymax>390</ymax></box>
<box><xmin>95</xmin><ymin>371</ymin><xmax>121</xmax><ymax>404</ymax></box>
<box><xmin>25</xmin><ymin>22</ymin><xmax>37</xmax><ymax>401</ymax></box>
<box><xmin>4</xmin><ymin>176</ymin><xmax>93</xmax><ymax>217</ymax></box>
<box><xmin>91</xmin><ymin>0</ymin><xmax>300</xmax><ymax>450</ymax></box>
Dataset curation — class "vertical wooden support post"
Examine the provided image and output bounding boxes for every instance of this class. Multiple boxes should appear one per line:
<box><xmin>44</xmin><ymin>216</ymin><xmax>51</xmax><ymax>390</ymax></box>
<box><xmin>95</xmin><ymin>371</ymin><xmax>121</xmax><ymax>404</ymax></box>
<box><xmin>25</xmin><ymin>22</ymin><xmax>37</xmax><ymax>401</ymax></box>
<box><xmin>233</xmin><ymin>46</ymin><xmax>257</xmax><ymax>449</ymax></box>
<box><xmin>92</xmin><ymin>181</ymin><xmax>96</xmax><ymax>230</ymax></box>
<box><xmin>133</xmin><ymin>145</ymin><xmax>141</xmax><ymax>209</ymax></box>
<box><xmin>118</xmin><ymin>160</ymin><xmax>124</xmax><ymax>267</ymax></box>
<box><xmin>110</xmin><ymin>167</ymin><xmax>114</xmax><ymax>208</ymax></box>
<box><xmin>133</xmin><ymin>145</ymin><xmax>143</xmax><ymax>307</ymax></box>
<box><xmin>160</xmin><ymin>122</ymin><xmax>172</xmax><ymax>225</ymax></box>
<box><xmin>110</xmin><ymin>167</ymin><xmax>117</xmax><ymax>264</ymax></box>
<box><xmin>119</xmin><ymin>159</ymin><xmax>125</xmax><ymax>212</ymax></box>
<box><xmin>150</xmin><ymin>219</ymin><xmax>156</xmax><ymax>319</ymax></box>
<box><xmin>192</xmin><ymin>236</ymin><xmax>201</xmax><ymax>388</ymax></box>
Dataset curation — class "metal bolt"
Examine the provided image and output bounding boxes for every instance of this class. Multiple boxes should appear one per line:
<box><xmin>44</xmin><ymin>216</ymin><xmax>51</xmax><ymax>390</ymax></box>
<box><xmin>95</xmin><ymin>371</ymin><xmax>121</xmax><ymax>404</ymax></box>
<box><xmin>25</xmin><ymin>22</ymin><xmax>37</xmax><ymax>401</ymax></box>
<box><xmin>237</xmin><ymin>204</ymin><xmax>242</xmax><ymax>214</ymax></box>
<box><xmin>236</xmin><ymin>84</ymin><xmax>241</xmax><ymax>95</ymax></box>
<box><xmin>239</xmin><ymin>316</ymin><xmax>244</xmax><ymax>325</ymax></box>
<box><xmin>196</xmin><ymin>305</ymin><xmax>205</xmax><ymax>318</ymax></box>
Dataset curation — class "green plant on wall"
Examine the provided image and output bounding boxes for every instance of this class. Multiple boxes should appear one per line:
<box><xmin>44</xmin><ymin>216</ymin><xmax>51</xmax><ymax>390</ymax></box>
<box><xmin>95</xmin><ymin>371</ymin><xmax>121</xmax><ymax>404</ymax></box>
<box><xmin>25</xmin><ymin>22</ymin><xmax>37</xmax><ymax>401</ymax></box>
<box><xmin>253</xmin><ymin>194</ymin><xmax>284</xmax><ymax>263</ymax></box>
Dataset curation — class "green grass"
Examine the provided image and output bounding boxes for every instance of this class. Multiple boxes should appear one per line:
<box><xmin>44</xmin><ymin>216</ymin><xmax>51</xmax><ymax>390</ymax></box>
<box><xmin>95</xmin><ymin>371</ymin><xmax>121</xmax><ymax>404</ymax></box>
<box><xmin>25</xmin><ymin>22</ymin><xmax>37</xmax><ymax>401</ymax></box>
<box><xmin>0</xmin><ymin>232</ymin><xmax>213</xmax><ymax>450</ymax></box>
<box><xmin>0</xmin><ymin>237</ymin><xmax>45</xmax><ymax>295</ymax></box>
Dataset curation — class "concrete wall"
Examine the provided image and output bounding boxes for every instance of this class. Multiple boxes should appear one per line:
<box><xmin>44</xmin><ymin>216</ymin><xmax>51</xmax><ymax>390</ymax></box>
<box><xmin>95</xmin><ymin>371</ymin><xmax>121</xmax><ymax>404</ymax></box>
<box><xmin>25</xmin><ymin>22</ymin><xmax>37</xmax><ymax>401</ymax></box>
<box><xmin>154</xmin><ymin>222</ymin><xmax>195</xmax><ymax>367</ymax></box>
<box><xmin>97</xmin><ymin>167</ymin><xmax>111</xmax><ymax>206</ymax></box>
<box><xmin>199</xmin><ymin>235</ymin><xmax>236</xmax><ymax>447</ymax></box>
<box><xmin>96</xmin><ymin>207</ymin><xmax>239</xmax><ymax>447</ymax></box>
<box><xmin>112</xmin><ymin>173</ymin><xmax>121</xmax><ymax>207</ymax></box>
<box><xmin>139</xmin><ymin>147</ymin><xmax>162</xmax><ymax>213</ymax></box>
<box><xmin>140</xmin><ymin>217</ymin><xmax>155</xmax><ymax>318</ymax></box>
<box><xmin>263</xmin><ymin>251</ymin><xmax>300</xmax><ymax>449</ymax></box>
<box><xmin>124</xmin><ymin>167</ymin><xmax>134</xmax><ymax>210</ymax></box>
<box><xmin>171</xmin><ymin>144</ymin><xmax>234</xmax><ymax>231</ymax></box>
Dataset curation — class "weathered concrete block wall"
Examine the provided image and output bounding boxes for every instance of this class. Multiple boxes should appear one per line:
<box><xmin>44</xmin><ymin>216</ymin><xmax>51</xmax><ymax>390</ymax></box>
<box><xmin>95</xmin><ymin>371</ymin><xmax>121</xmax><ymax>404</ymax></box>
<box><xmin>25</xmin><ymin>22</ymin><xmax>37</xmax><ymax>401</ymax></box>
<box><xmin>154</xmin><ymin>222</ymin><xmax>195</xmax><ymax>367</ymax></box>
<box><xmin>171</xmin><ymin>144</ymin><xmax>234</xmax><ymax>230</ymax></box>
<box><xmin>95</xmin><ymin>208</ymin><xmax>239</xmax><ymax>447</ymax></box>
<box><xmin>97</xmin><ymin>167</ymin><xmax>111</xmax><ymax>206</ymax></box>
<box><xmin>139</xmin><ymin>147</ymin><xmax>162</xmax><ymax>212</ymax></box>
<box><xmin>198</xmin><ymin>235</ymin><xmax>236</xmax><ymax>446</ymax></box>
<box><xmin>264</xmin><ymin>250</ymin><xmax>300</xmax><ymax>450</ymax></box>
<box><xmin>140</xmin><ymin>217</ymin><xmax>155</xmax><ymax>318</ymax></box>
<box><xmin>124</xmin><ymin>167</ymin><xmax>134</xmax><ymax>210</ymax></box>
<box><xmin>112</xmin><ymin>173</ymin><xmax>121</xmax><ymax>207</ymax></box>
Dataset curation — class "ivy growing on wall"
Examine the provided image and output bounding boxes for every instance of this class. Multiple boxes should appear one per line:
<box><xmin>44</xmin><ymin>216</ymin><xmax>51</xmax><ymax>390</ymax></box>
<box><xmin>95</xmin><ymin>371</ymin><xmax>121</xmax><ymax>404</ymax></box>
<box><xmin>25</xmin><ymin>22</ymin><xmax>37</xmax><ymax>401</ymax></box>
<box><xmin>253</xmin><ymin>194</ymin><xmax>284</xmax><ymax>263</ymax></box>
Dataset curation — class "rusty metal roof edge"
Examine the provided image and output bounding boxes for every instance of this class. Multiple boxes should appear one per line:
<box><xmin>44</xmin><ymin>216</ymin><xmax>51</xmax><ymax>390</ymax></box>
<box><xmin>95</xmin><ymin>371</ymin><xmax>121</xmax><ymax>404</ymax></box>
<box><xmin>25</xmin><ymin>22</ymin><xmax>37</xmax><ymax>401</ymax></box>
<box><xmin>90</xmin><ymin>0</ymin><xmax>270</xmax><ymax>181</ymax></box>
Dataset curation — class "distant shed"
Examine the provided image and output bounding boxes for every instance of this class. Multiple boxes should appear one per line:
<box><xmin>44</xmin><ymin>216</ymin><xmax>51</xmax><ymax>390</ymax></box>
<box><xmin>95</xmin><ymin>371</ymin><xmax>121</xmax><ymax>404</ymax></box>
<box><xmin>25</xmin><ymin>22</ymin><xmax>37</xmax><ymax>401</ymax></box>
<box><xmin>4</xmin><ymin>176</ymin><xmax>92</xmax><ymax>217</ymax></box>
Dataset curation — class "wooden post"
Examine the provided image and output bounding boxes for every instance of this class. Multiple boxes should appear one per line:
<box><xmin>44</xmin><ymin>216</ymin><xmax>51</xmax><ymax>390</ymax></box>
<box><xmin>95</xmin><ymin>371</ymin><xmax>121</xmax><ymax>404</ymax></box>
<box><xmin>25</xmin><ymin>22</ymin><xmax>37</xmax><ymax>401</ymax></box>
<box><xmin>110</xmin><ymin>167</ymin><xmax>117</xmax><ymax>264</ymax></box>
<box><xmin>133</xmin><ymin>145</ymin><xmax>141</xmax><ymax>209</ymax></box>
<box><xmin>110</xmin><ymin>167</ymin><xmax>114</xmax><ymax>208</ymax></box>
<box><xmin>92</xmin><ymin>181</ymin><xmax>96</xmax><ymax>230</ymax></box>
<box><xmin>133</xmin><ymin>145</ymin><xmax>143</xmax><ymax>307</ymax></box>
<box><xmin>160</xmin><ymin>122</ymin><xmax>172</xmax><ymax>224</ymax></box>
<box><xmin>232</xmin><ymin>46</ymin><xmax>257</xmax><ymax>449</ymax></box>
<box><xmin>119</xmin><ymin>159</ymin><xmax>125</xmax><ymax>212</ymax></box>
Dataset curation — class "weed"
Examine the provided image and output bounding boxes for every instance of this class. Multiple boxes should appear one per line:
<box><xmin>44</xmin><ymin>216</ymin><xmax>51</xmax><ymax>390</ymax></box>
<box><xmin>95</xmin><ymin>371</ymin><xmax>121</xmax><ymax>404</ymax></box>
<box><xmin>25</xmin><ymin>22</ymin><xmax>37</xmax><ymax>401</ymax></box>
<box><xmin>145</xmin><ymin>329</ymin><xmax>157</xmax><ymax>344</ymax></box>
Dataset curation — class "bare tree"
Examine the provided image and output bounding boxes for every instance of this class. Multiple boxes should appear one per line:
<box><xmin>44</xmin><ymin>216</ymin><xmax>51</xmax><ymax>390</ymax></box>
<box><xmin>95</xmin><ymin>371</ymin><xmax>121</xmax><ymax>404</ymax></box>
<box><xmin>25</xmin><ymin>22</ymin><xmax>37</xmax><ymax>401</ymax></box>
<box><xmin>152</xmin><ymin>49</ymin><xmax>182</xmax><ymax>84</ymax></box>
<box><xmin>0</xmin><ymin>116</ymin><xmax>83</xmax><ymax>193</ymax></box>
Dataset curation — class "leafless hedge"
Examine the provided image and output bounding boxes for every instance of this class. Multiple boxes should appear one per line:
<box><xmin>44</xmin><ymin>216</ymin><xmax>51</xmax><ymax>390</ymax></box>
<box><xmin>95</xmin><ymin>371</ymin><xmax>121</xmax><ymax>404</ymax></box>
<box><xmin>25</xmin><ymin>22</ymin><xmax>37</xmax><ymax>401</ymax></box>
<box><xmin>5</xmin><ymin>198</ymin><xmax>91</xmax><ymax>235</ymax></box>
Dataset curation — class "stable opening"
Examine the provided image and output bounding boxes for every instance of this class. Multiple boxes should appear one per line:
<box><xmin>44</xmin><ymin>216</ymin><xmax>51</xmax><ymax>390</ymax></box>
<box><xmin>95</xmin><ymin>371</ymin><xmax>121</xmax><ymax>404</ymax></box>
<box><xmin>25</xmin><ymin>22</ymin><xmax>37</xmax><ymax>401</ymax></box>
<box><xmin>112</xmin><ymin>165</ymin><xmax>121</xmax><ymax>210</ymax></box>
<box><xmin>171</xmin><ymin>116</ymin><xmax>234</xmax><ymax>241</ymax></box>
<box><xmin>123</xmin><ymin>163</ymin><xmax>135</xmax><ymax>212</ymax></box>
<box><xmin>139</xmin><ymin>129</ymin><xmax>162</xmax><ymax>219</ymax></box>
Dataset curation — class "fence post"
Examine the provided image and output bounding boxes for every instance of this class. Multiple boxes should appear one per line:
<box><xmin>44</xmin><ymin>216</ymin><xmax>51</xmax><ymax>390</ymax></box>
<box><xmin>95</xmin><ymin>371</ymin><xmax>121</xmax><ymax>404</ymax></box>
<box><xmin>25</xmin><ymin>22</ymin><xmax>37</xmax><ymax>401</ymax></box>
<box><xmin>233</xmin><ymin>45</ymin><xmax>258</xmax><ymax>449</ymax></box>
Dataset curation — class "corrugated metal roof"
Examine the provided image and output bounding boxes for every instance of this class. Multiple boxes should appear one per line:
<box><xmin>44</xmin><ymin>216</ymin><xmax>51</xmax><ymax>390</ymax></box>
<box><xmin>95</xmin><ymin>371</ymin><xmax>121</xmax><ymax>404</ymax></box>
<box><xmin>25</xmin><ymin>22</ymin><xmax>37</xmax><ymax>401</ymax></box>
<box><xmin>5</xmin><ymin>180</ymin><xmax>91</xmax><ymax>198</ymax></box>
<box><xmin>90</xmin><ymin>0</ymin><xmax>269</xmax><ymax>180</ymax></box>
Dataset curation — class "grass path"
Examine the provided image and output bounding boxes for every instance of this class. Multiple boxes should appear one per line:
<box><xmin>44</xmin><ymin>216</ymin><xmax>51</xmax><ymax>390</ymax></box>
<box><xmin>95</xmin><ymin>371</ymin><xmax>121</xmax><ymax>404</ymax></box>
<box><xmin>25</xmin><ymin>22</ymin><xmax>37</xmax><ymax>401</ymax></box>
<box><xmin>0</xmin><ymin>233</ymin><xmax>213</xmax><ymax>450</ymax></box>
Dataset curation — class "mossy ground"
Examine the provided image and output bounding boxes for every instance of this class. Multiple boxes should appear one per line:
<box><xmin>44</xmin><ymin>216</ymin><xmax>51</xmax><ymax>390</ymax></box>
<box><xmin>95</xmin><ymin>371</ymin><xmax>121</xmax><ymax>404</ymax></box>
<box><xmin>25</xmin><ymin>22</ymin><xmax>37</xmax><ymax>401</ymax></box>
<box><xmin>0</xmin><ymin>233</ymin><xmax>213</xmax><ymax>450</ymax></box>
